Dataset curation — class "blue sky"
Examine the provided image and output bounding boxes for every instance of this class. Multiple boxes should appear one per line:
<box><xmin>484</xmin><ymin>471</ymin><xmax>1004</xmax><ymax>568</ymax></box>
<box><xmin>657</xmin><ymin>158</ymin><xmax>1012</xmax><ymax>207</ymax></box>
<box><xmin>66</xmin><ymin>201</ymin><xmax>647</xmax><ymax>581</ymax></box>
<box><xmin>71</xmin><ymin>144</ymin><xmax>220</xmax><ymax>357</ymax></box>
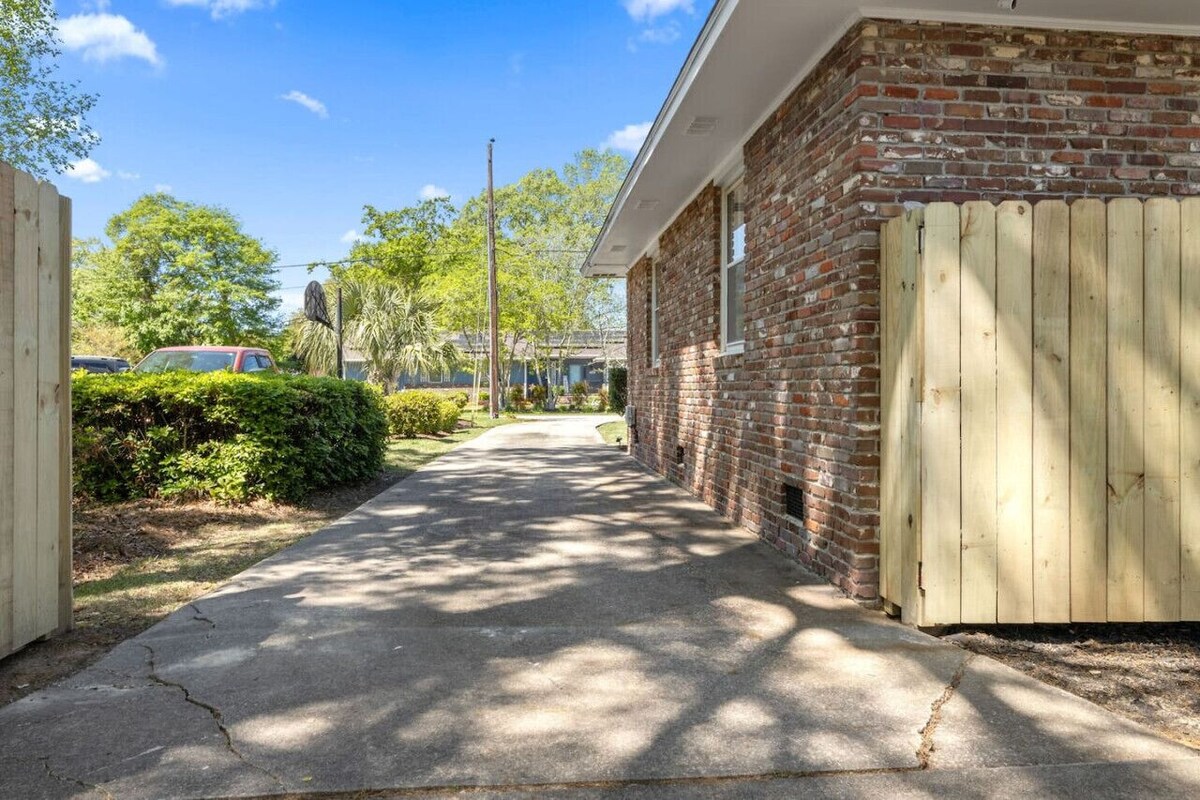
<box><xmin>52</xmin><ymin>0</ymin><xmax>708</xmax><ymax>310</ymax></box>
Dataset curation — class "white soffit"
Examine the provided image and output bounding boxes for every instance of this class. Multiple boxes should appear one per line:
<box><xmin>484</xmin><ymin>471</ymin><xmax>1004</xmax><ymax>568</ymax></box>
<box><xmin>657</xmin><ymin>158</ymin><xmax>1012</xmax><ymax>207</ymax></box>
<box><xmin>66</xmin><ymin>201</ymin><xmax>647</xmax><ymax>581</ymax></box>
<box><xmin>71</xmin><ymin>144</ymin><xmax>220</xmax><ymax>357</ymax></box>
<box><xmin>583</xmin><ymin>0</ymin><xmax>1200</xmax><ymax>277</ymax></box>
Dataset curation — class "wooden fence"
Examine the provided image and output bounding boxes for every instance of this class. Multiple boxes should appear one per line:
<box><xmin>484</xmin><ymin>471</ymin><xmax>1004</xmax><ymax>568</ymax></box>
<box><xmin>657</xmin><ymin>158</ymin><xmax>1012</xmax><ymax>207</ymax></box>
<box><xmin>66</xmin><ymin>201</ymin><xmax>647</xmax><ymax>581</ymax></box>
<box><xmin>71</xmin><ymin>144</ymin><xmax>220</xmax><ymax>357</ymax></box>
<box><xmin>881</xmin><ymin>199</ymin><xmax>1200</xmax><ymax>626</ymax></box>
<box><xmin>0</xmin><ymin>162</ymin><xmax>72</xmax><ymax>659</ymax></box>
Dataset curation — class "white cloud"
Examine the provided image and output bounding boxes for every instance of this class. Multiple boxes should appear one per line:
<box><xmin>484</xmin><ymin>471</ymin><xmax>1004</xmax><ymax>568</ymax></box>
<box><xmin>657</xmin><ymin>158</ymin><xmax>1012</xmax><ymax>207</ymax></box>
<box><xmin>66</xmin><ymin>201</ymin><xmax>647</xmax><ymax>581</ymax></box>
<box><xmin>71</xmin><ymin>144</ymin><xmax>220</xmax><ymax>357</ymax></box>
<box><xmin>65</xmin><ymin>158</ymin><xmax>111</xmax><ymax>183</ymax></box>
<box><xmin>280</xmin><ymin>90</ymin><xmax>328</xmax><ymax>119</ymax></box>
<box><xmin>153</xmin><ymin>183</ymin><xmax>173</xmax><ymax>193</ymax></box>
<box><xmin>638</xmin><ymin>22</ymin><xmax>681</xmax><ymax>45</ymax></box>
<box><xmin>116</xmin><ymin>170</ymin><xmax>140</xmax><ymax>180</ymax></box>
<box><xmin>603</xmin><ymin>122</ymin><xmax>652</xmax><ymax>153</ymax></box>
<box><xmin>165</xmin><ymin>0</ymin><xmax>276</xmax><ymax>20</ymax></box>
<box><xmin>58</xmin><ymin>14</ymin><xmax>162</xmax><ymax>66</ymax></box>
<box><xmin>622</xmin><ymin>0</ymin><xmax>693</xmax><ymax>22</ymax></box>
<box><xmin>419</xmin><ymin>184</ymin><xmax>450</xmax><ymax>201</ymax></box>
<box><xmin>340</xmin><ymin>229</ymin><xmax>362</xmax><ymax>244</ymax></box>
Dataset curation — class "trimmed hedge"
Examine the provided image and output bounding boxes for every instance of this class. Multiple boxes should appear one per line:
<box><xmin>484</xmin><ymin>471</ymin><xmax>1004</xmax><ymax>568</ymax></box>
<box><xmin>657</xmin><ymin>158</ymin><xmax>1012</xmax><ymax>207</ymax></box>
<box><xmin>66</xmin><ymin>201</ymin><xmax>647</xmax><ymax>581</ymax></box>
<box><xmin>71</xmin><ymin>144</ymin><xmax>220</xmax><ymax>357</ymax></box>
<box><xmin>384</xmin><ymin>390</ymin><xmax>461</xmax><ymax>438</ymax></box>
<box><xmin>73</xmin><ymin>372</ymin><xmax>388</xmax><ymax>503</ymax></box>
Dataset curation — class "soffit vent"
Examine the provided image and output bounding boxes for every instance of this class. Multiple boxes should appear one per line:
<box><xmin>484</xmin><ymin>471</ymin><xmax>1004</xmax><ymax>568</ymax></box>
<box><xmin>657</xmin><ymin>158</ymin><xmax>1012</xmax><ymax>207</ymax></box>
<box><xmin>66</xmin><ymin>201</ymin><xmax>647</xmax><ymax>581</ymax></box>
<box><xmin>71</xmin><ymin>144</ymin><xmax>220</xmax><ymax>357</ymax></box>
<box><xmin>684</xmin><ymin>116</ymin><xmax>719</xmax><ymax>136</ymax></box>
<box><xmin>635</xmin><ymin>199</ymin><xmax>661</xmax><ymax>210</ymax></box>
<box><xmin>609</xmin><ymin>244</ymin><xmax>628</xmax><ymax>253</ymax></box>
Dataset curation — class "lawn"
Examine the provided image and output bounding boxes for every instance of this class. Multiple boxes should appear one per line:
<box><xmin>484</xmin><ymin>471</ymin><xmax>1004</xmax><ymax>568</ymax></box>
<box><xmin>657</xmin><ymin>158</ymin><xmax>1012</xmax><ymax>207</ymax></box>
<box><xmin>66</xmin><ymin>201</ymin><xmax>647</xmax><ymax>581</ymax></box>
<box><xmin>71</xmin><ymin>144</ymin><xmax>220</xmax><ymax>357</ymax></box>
<box><xmin>597</xmin><ymin>419</ymin><xmax>628</xmax><ymax>445</ymax></box>
<box><xmin>0</xmin><ymin>414</ymin><xmax>517</xmax><ymax>706</ymax></box>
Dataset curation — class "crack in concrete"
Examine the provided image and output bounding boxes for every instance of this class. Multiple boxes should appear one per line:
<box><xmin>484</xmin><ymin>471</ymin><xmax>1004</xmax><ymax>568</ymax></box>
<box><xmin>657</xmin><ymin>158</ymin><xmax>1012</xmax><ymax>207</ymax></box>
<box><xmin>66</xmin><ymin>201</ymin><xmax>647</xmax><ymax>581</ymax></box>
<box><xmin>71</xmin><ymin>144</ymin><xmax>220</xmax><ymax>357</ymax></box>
<box><xmin>188</xmin><ymin>602</ymin><xmax>216</xmax><ymax>628</ymax></box>
<box><xmin>41</xmin><ymin>756</ymin><xmax>114</xmax><ymax>800</ymax></box>
<box><xmin>139</xmin><ymin>644</ymin><xmax>285</xmax><ymax>790</ymax></box>
<box><xmin>916</xmin><ymin>652</ymin><xmax>975</xmax><ymax>770</ymax></box>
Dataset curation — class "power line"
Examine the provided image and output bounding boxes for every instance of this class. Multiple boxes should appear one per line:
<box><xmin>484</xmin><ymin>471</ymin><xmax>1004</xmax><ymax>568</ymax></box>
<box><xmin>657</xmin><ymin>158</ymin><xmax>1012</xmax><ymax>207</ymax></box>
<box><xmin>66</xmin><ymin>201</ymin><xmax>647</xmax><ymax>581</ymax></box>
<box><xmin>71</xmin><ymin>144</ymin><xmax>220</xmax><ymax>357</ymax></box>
<box><xmin>269</xmin><ymin>245</ymin><xmax>591</xmax><ymax>272</ymax></box>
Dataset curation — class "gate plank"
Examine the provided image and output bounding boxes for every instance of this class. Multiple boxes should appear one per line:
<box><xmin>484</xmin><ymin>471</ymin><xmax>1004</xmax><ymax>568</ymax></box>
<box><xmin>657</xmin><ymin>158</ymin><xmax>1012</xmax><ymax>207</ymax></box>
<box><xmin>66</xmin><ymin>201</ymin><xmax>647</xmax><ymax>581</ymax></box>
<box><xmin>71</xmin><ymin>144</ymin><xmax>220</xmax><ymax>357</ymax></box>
<box><xmin>36</xmin><ymin>181</ymin><xmax>61</xmax><ymax>636</ymax></box>
<box><xmin>920</xmin><ymin>203</ymin><xmax>961</xmax><ymax>626</ymax></box>
<box><xmin>959</xmin><ymin>202</ymin><xmax>997</xmax><ymax>624</ymax></box>
<box><xmin>880</xmin><ymin>217</ymin><xmax>901</xmax><ymax>610</ymax></box>
<box><xmin>1032</xmin><ymin>201</ymin><xmax>1071</xmax><ymax>622</ymax></box>
<box><xmin>11</xmin><ymin>170</ymin><xmax>39</xmax><ymax>649</ymax></box>
<box><xmin>1183</xmin><ymin>198</ymin><xmax>1200</xmax><ymax>620</ymax></box>
<box><xmin>1143</xmin><ymin>199</ymin><xmax>1181</xmax><ymax>622</ymax></box>
<box><xmin>996</xmin><ymin>201</ymin><xmax>1035</xmax><ymax>623</ymax></box>
<box><xmin>0</xmin><ymin>164</ymin><xmax>14</xmax><ymax>655</ymax></box>
<box><xmin>1107</xmin><ymin>198</ymin><xmax>1146</xmax><ymax>622</ymax></box>
<box><xmin>58</xmin><ymin>196</ymin><xmax>72</xmax><ymax>633</ymax></box>
<box><xmin>1070</xmin><ymin>200</ymin><xmax>1109</xmax><ymax>621</ymax></box>
<box><xmin>899</xmin><ymin>209</ymin><xmax>924</xmax><ymax>625</ymax></box>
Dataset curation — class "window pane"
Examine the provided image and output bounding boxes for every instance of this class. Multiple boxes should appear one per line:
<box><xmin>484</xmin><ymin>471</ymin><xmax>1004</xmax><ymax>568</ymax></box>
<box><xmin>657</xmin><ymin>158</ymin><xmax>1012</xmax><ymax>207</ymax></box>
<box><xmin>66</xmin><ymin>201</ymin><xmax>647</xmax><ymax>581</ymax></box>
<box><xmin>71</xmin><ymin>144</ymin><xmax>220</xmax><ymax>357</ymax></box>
<box><xmin>726</xmin><ymin>259</ymin><xmax>744</xmax><ymax>344</ymax></box>
<box><xmin>726</xmin><ymin>181</ymin><xmax>746</xmax><ymax>264</ymax></box>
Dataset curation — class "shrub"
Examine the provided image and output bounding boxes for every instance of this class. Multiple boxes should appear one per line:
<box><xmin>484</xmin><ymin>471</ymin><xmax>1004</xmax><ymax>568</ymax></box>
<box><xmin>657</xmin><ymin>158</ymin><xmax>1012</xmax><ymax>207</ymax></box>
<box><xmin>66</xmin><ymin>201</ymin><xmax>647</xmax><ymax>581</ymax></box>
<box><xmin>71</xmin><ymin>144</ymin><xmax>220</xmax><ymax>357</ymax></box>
<box><xmin>73</xmin><ymin>372</ymin><xmax>387</xmax><ymax>503</ymax></box>
<box><xmin>608</xmin><ymin>366</ymin><xmax>628</xmax><ymax>414</ymax></box>
<box><xmin>570</xmin><ymin>381</ymin><xmax>588</xmax><ymax>409</ymax></box>
<box><xmin>437</xmin><ymin>399</ymin><xmax>460</xmax><ymax>433</ymax></box>
<box><xmin>479</xmin><ymin>390</ymin><xmax>489</xmax><ymax>407</ymax></box>
<box><xmin>597</xmin><ymin>387</ymin><xmax>609</xmax><ymax>411</ymax></box>
<box><xmin>450</xmin><ymin>390</ymin><xmax>469</xmax><ymax>410</ymax></box>
<box><xmin>384</xmin><ymin>390</ymin><xmax>443</xmax><ymax>438</ymax></box>
<box><xmin>507</xmin><ymin>384</ymin><xmax>526</xmax><ymax>411</ymax></box>
<box><xmin>529</xmin><ymin>383</ymin><xmax>547</xmax><ymax>410</ymax></box>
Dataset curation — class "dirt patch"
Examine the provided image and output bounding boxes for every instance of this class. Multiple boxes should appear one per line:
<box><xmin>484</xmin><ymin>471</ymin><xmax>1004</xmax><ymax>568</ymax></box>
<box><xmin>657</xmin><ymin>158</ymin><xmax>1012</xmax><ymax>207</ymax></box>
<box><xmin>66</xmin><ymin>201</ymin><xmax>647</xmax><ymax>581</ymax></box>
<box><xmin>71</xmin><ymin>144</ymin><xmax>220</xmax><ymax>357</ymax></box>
<box><xmin>947</xmin><ymin>624</ymin><xmax>1200</xmax><ymax>749</ymax></box>
<box><xmin>0</xmin><ymin>472</ymin><xmax>403</xmax><ymax>708</ymax></box>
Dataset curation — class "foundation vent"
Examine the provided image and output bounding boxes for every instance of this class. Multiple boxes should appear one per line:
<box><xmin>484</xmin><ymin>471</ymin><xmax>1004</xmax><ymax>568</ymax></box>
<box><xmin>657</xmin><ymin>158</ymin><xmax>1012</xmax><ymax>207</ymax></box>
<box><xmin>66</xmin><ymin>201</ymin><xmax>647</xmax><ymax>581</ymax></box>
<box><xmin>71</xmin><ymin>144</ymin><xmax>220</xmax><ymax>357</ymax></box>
<box><xmin>783</xmin><ymin>483</ymin><xmax>805</xmax><ymax>522</ymax></box>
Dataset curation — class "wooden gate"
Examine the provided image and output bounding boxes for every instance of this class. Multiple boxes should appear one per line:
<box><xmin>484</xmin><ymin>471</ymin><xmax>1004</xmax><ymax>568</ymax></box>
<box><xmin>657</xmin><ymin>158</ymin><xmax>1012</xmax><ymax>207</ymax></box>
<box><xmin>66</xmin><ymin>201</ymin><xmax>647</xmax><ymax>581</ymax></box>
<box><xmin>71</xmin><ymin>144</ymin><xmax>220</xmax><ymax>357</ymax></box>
<box><xmin>0</xmin><ymin>162</ymin><xmax>72</xmax><ymax>659</ymax></box>
<box><xmin>881</xmin><ymin>199</ymin><xmax>1200</xmax><ymax>626</ymax></box>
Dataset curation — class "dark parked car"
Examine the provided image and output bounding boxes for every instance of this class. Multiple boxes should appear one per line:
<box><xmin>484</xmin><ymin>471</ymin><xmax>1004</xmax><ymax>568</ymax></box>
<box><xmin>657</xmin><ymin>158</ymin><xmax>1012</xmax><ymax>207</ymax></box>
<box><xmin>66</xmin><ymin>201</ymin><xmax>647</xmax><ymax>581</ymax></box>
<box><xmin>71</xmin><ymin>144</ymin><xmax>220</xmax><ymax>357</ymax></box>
<box><xmin>71</xmin><ymin>356</ymin><xmax>130</xmax><ymax>374</ymax></box>
<box><xmin>133</xmin><ymin>346</ymin><xmax>277</xmax><ymax>374</ymax></box>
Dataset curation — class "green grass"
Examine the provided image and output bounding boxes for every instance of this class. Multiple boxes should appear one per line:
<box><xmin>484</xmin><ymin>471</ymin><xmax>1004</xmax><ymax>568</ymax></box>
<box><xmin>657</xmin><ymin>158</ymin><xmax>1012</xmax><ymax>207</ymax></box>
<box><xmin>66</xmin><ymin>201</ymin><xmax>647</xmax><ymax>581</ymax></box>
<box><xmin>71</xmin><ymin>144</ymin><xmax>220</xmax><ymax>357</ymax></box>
<box><xmin>597</xmin><ymin>419</ymin><xmax>628</xmax><ymax>446</ymax></box>
<box><xmin>384</xmin><ymin>413</ymin><xmax>517</xmax><ymax>475</ymax></box>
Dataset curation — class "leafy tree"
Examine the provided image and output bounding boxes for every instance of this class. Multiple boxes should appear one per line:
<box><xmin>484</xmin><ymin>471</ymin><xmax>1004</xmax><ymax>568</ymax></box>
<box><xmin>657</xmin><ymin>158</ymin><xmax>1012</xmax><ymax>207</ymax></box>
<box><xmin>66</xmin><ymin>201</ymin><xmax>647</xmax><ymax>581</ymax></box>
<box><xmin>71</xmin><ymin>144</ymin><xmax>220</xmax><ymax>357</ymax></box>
<box><xmin>290</xmin><ymin>279</ymin><xmax>459</xmax><ymax>393</ymax></box>
<box><xmin>1</xmin><ymin>0</ymin><xmax>98</xmax><ymax>176</ymax></box>
<box><xmin>72</xmin><ymin>193</ymin><xmax>281</xmax><ymax>354</ymax></box>
<box><xmin>335</xmin><ymin>197</ymin><xmax>455</xmax><ymax>289</ymax></box>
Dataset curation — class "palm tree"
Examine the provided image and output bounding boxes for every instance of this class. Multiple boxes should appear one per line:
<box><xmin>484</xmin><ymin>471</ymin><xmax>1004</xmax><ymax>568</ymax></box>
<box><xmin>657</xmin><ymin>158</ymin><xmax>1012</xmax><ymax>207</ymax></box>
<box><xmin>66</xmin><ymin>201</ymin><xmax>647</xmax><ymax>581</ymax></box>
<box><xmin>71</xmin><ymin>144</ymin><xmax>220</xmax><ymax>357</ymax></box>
<box><xmin>290</xmin><ymin>280</ymin><xmax>460</xmax><ymax>392</ymax></box>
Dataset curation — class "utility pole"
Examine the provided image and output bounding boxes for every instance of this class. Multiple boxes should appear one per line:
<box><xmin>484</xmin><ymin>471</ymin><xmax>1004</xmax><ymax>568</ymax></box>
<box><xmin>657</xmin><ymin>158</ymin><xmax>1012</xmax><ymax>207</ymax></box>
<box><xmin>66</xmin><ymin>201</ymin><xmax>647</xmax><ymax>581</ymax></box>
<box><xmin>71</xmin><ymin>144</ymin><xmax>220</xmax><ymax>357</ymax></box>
<box><xmin>487</xmin><ymin>139</ymin><xmax>500</xmax><ymax>419</ymax></box>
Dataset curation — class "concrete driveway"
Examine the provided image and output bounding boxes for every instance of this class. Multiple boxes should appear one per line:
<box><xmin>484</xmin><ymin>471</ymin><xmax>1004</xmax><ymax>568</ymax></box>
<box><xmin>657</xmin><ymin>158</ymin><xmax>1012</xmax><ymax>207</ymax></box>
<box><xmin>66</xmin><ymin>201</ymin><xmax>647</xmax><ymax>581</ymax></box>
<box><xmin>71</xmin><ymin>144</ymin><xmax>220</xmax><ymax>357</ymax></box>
<box><xmin>2</xmin><ymin>416</ymin><xmax>1198</xmax><ymax>799</ymax></box>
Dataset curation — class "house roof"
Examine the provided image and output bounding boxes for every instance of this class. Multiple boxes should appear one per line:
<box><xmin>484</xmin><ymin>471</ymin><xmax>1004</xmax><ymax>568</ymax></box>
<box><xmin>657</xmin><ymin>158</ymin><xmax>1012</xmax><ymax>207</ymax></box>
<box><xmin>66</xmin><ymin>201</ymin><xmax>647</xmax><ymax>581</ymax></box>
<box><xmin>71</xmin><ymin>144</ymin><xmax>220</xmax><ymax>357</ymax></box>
<box><xmin>583</xmin><ymin>0</ymin><xmax>1200</xmax><ymax>278</ymax></box>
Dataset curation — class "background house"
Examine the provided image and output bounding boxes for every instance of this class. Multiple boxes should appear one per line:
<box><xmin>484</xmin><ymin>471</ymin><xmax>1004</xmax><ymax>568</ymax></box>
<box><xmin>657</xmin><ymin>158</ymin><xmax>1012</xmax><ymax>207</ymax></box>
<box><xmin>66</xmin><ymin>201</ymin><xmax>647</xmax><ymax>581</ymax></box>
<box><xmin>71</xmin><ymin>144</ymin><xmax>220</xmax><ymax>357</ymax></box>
<box><xmin>584</xmin><ymin>0</ymin><xmax>1200</xmax><ymax>615</ymax></box>
<box><xmin>344</xmin><ymin>330</ymin><xmax>626</xmax><ymax>392</ymax></box>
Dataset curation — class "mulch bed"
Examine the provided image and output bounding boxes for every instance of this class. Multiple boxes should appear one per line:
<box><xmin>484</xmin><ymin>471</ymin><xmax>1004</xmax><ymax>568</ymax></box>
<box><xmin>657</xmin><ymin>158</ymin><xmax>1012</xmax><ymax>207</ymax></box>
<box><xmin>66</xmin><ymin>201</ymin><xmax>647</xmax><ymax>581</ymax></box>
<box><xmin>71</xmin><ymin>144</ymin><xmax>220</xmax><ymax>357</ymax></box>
<box><xmin>947</xmin><ymin>623</ymin><xmax>1200</xmax><ymax>749</ymax></box>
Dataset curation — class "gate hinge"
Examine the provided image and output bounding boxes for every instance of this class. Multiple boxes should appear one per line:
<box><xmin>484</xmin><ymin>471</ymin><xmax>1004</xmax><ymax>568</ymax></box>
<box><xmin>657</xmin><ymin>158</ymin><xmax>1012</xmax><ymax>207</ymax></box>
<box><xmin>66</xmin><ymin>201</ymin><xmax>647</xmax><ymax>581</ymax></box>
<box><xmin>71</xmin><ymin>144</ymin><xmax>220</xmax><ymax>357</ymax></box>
<box><xmin>917</xmin><ymin>224</ymin><xmax>925</xmax><ymax>255</ymax></box>
<box><xmin>917</xmin><ymin>561</ymin><xmax>924</xmax><ymax>591</ymax></box>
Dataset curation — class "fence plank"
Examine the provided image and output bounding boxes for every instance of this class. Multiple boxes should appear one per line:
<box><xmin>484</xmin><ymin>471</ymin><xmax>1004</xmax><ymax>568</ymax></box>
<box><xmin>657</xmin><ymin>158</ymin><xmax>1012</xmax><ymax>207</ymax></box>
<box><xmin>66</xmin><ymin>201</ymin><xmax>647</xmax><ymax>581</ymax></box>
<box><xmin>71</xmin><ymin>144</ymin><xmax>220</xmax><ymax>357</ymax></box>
<box><xmin>0</xmin><ymin>164</ymin><xmax>14</xmax><ymax>655</ymax></box>
<box><xmin>959</xmin><ymin>202</ymin><xmax>997</xmax><ymax>624</ymax></box>
<box><xmin>11</xmin><ymin>170</ymin><xmax>39</xmax><ymax>648</ymax></box>
<box><xmin>1032</xmin><ymin>201</ymin><xmax>1071</xmax><ymax>622</ymax></box>
<box><xmin>899</xmin><ymin>209</ymin><xmax>924</xmax><ymax>625</ymax></box>
<box><xmin>880</xmin><ymin>217</ymin><xmax>901</xmax><ymax>610</ymax></box>
<box><xmin>996</xmin><ymin>201</ymin><xmax>1035</xmax><ymax>623</ymax></box>
<box><xmin>1183</xmin><ymin>198</ymin><xmax>1200</xmax><ymax>620</ymax></box>
<box><xmin>58</xmin><ymin>196</ymin><xmax>72</xmax><ymax>633</ymax></box>
<box><xmin>1107</xmin><ymin>198</ymin><xmax>1146</xmax><ymax>622</ymax></box>
<box><xmin>920</xmin><ymin>203</ymin><xmax>961</xmax><ymax>626</ymax></box>
<box><xmin>36</xmin><ymin>182</ymin><xmax>61</xmax><ymax>637</ymax></box>
<box><xmin>1070</xmin><ymin>200</ymin><xmax>1109</xmax><ymax>621</ymax></box>
<box><xmin>1143</xmin><ymin>199</ymin><xmax>1181</xmax><ymax>621</ymax></box>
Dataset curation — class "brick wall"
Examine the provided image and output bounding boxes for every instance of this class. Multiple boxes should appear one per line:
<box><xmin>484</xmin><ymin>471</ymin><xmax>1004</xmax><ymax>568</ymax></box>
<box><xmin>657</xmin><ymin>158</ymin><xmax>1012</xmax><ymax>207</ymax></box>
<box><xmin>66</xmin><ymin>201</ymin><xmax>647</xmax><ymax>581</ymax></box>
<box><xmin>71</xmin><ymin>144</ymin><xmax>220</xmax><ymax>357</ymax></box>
<box><xmin>627</xmin><ymin>18</ymin><xmax>1200</xmax><ymax>602</ymax></box>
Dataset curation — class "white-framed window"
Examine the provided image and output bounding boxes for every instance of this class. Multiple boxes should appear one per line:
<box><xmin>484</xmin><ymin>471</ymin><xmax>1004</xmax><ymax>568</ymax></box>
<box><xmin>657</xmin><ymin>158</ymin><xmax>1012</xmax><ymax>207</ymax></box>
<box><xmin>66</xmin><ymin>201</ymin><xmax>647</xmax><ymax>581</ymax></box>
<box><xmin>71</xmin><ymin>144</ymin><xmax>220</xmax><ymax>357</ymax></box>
<box><xmin>721</xmin><ymin>175</ymin><xmax>746</xmax><ymax>353</ymax></box>
<box><xmin>650</xmin><ymin>260</ymin><xmax>661</xmax><ymax>366</ymax></box>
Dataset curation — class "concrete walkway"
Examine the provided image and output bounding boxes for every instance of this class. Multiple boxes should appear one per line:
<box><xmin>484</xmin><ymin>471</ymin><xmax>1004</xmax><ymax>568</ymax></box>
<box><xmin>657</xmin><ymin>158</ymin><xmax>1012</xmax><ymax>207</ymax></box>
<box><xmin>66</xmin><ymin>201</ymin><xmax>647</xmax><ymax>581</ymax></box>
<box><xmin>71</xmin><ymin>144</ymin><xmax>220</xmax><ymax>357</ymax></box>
<box><xmin>2</xmin><ymin>416</ymin><xmax>1198</xmax><ymax>799</ymax></box>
